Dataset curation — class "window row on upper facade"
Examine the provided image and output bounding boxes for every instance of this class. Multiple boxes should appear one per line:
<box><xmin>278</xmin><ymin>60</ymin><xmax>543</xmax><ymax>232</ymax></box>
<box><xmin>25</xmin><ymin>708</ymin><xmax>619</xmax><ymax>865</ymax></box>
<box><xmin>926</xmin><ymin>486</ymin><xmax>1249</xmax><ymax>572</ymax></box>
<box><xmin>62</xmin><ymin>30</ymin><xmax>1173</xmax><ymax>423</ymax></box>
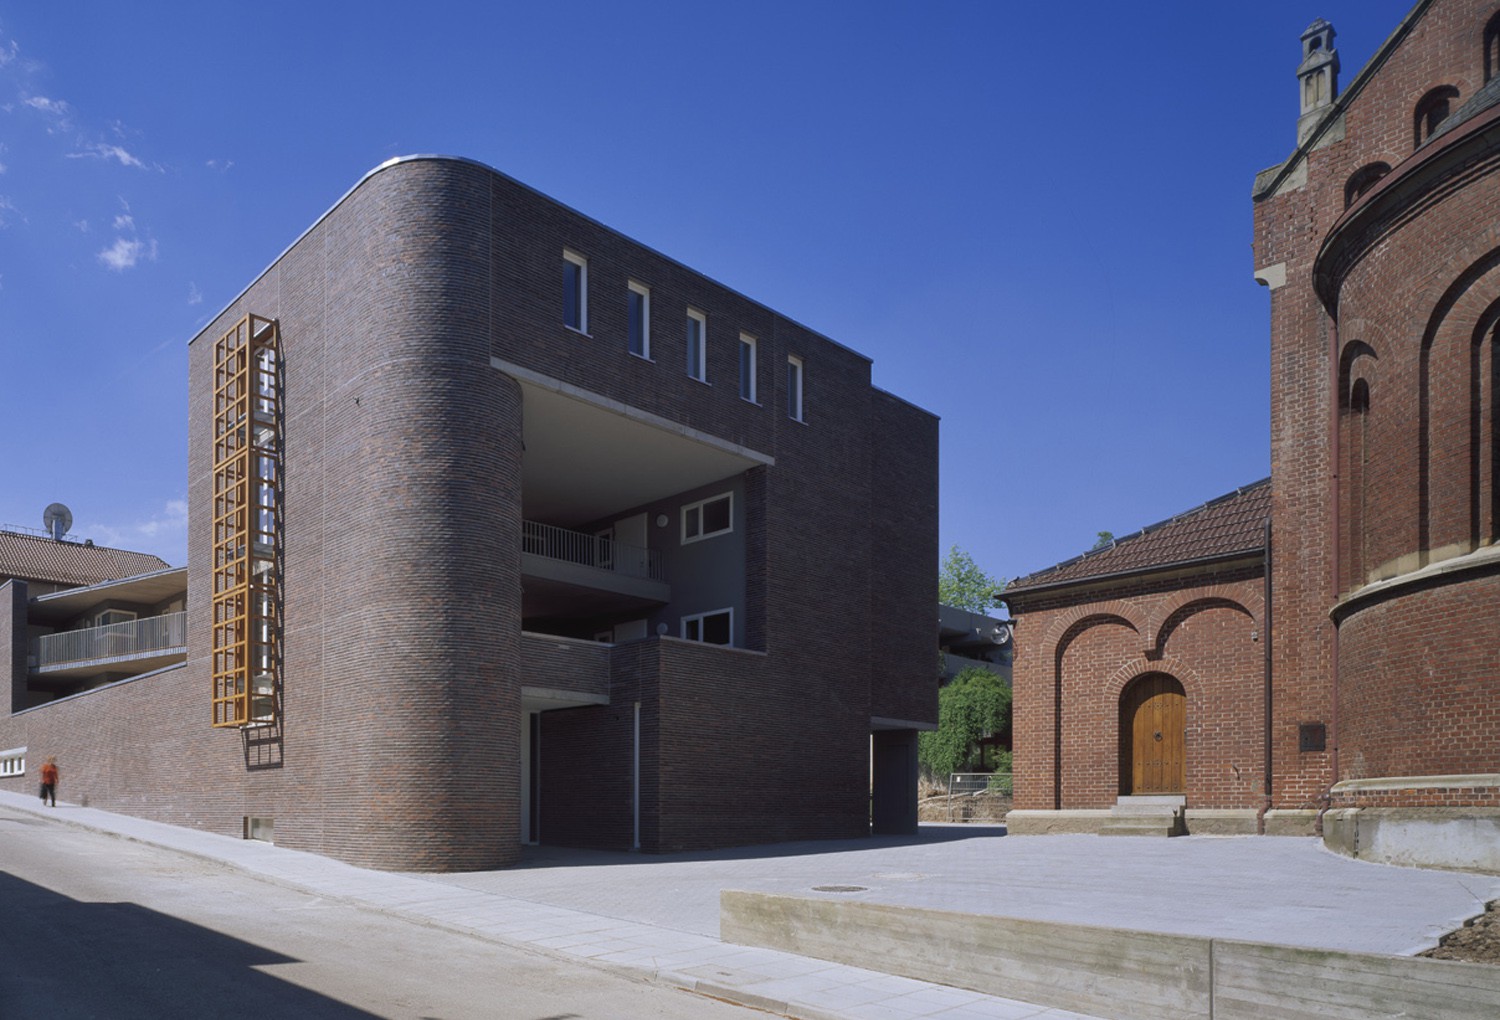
<box><xmin>1342</xmin><ymin>9</ymin><xmax>1500</xmax><ymax>210</ymax></box>
<box><xmin>1337</xmin><ymin>308</ymin><xmax>1500</xmax><ymax>588</ymax></box>
<box><xmin>1411</xmin><ymin>10</ymin><xmax>1500</xmax><ymax>149</ymax></box>
<box><xmin>563</xmin><ymin>248</ymin><xmax>805</xmax><ymax>423</ymax></box>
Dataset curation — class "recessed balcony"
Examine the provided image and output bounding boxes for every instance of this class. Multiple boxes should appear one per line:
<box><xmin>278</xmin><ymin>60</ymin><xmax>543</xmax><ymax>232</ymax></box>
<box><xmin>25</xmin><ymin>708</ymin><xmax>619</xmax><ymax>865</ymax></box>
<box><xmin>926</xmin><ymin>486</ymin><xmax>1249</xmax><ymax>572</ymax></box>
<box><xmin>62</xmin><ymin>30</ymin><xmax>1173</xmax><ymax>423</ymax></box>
<box><xmin>522</xmin><ymin>520</ymin><xmax>669</xmax><ymax>618</ymax></box>
<box><xmin>31</xmin><ymin>611</ymin><xmax>188</xmax><ymax>678</ymax></box>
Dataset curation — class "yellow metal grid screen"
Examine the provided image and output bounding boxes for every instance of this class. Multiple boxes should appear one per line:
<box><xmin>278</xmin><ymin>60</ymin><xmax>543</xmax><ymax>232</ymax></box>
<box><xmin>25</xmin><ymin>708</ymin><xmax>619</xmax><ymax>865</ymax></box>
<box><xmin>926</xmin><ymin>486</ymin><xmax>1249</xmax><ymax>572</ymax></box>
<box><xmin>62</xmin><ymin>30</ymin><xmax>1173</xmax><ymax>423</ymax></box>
<box><xmin>211</xmin><ymin>314</ymin><xmax>280</xmax><ymax>728</ymax></box>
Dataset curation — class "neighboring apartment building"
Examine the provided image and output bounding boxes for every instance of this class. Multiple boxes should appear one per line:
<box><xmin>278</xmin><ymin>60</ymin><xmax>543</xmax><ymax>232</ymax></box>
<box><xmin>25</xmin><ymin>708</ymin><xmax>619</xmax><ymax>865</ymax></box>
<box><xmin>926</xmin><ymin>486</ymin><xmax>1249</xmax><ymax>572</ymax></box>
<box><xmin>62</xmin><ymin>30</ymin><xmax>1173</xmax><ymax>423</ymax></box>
<box><xmin>0</xmin><ymin>157</ymin><xmax>939</xmax><ymax>872</ymax></box>
<box><xmin>1007</xmin><ymin>0</ymin><xmax>1500</xmax><ymax>871</ymax></box>
<box><xmin>1</xmin><ymin>528</ymin><xmax>180</xmax><ymax>757</ymax></box>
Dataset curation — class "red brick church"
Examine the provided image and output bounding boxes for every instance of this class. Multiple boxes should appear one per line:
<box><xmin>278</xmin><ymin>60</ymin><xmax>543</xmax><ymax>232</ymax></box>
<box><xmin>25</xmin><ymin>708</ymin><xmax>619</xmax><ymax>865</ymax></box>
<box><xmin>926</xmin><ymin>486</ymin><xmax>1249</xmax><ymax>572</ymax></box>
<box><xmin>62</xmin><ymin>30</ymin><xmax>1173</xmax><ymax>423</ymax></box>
<box><xmin>1006</xmin><ymin>0</ymin><xmax>1500</xmax><ymax>871</ymax></box>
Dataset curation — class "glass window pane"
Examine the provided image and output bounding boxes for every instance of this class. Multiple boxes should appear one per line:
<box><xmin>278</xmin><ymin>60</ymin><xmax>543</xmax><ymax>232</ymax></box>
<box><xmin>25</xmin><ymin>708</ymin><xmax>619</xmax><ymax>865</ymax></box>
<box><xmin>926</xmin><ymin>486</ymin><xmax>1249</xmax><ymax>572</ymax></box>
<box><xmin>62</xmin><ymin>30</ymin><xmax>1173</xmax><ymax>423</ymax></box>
<box><xmin>702</xmin><ymin>612</ymin><xmax>731</xmax><ymax>645</ymax></box>
<box><xmin>629</xmin><ymin>290</ymin><xmax>645</xmax><ymax>356</ymax></box>
<box><xmin>702</xmin><ymin>495</ymin><xmax>730</xmax><ymax>534</ymax></box>
<box><xmin>564</xmin><ymin>261</ymin><xmax>582</xmax><ymax>329</ymax></box>
<box><xmin>687</xmin><ymin>316</ymin><xmax>703</xmax><ymax>378</ymax></box>
<box><xmin>739</xmin><ymin>339</ymin><xmax>754</xmax><ymax>400</ymax></box>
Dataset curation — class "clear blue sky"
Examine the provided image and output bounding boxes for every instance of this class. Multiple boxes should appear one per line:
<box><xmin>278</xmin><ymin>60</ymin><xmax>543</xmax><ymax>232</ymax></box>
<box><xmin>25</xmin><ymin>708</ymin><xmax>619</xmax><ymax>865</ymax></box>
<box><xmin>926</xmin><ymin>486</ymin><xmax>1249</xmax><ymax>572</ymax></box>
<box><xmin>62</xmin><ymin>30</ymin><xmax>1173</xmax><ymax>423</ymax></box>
<box><xmin>0</xmin><ymin>1</ymin><xmax>1415</xmax><ymax>580</ymax></box>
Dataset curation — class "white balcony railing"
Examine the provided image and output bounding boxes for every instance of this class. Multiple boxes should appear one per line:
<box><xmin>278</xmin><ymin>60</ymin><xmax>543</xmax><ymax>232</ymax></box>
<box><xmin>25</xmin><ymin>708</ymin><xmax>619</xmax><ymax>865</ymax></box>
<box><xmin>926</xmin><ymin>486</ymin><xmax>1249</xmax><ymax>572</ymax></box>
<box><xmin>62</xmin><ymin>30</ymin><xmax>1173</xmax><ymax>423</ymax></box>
<box><xmin>32</xmin><ymin>611</ymin><xmax>187</xmax><ymax>669</ymax></box>
<box><xmin>522</xmin><ymin>520</ymin><xmax>664</xmax><ymax>582</ymax></box>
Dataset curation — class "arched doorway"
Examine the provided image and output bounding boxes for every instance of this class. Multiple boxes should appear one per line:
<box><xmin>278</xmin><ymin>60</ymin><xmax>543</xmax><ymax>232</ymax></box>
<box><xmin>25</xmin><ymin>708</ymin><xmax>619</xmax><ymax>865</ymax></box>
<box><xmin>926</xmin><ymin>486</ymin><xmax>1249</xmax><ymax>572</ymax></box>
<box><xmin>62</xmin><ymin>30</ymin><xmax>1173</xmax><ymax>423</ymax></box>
<box><xmin>1119</xmin><ymin>674</ymin><xmax>1186</xmax><ymax>795</ymax></box>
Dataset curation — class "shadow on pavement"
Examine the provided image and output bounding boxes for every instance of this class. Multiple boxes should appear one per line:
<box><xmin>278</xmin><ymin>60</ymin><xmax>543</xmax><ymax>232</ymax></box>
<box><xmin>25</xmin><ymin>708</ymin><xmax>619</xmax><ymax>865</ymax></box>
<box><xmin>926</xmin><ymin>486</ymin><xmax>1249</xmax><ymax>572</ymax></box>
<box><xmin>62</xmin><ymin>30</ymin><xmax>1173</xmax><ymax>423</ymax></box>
<box><xmin>512</xmin><ymin>823</ymin><xmax>1006</xmax><ymax>871</ymax></box>
<box><xmin>0</xmin><ymin>871</ymin><xmax>377</xmax><ymax>1019</ymax></box>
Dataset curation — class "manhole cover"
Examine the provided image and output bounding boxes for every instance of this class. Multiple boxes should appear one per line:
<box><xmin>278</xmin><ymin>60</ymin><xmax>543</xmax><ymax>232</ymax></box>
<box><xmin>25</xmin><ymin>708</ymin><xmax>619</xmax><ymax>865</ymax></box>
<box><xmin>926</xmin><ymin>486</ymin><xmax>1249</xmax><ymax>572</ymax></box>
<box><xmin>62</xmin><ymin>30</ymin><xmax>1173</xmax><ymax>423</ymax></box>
<box><xmin>812</xmin><ymin>885</ymin><xmax>867</xmax><ymax>893</ymax></box>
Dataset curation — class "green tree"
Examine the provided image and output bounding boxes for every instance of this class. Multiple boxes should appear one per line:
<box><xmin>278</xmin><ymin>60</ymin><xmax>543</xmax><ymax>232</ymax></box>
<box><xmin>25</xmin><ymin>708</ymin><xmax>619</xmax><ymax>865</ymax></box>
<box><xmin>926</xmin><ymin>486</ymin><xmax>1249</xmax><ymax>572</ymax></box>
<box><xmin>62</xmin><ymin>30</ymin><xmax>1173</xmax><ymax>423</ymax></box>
<box><xmin>1092</xmin><ymin>530</ymin><xmax>1115</xmax><ymax>550</ymax></box>
<box><xmin>938</xmin><ymin>545</ymin><xmax>1005</xmax><ymax>613</ymax></box>
<box><xmin>918</xmin><ymin>666</ymin><xmax>1012</xmax><ymax>777</ymax></box>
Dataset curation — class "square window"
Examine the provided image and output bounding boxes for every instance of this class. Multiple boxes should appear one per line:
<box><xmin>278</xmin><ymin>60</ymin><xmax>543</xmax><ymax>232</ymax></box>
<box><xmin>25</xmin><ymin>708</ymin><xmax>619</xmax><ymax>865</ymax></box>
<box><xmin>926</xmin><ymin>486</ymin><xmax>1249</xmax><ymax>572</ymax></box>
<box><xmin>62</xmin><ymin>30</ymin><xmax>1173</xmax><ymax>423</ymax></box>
<box><xmin>787</xmin><ymin>355</ymin><xmax>804</xmax><ymax>421</ymax></box>
<box><xmin>682</xmin><ymin>492</ymin><xmax>733</xmax><ymax>544</ymax></box>
<box><xmin>686</xmin><ymin>308</ymin><xmax>707</xmax><ymax>382</ymax></box>
<box><xmin>563</xmin><ymin>250</ymin><xmax>588</xmax><ymax>332</ymax></box>
<box><xmin>628</xmin><ymin>281</ymin><xmax>650</xmax><ymax>359</ymax></box>
<box><xmin>739</xmin><ymin>334</ymin><xmax>757</xmax><ymax>403</ymax></box>
<box><xmin>682</xmin><ymin>609</ymin><xmax>733</xmax><ymax>646</ymax></box>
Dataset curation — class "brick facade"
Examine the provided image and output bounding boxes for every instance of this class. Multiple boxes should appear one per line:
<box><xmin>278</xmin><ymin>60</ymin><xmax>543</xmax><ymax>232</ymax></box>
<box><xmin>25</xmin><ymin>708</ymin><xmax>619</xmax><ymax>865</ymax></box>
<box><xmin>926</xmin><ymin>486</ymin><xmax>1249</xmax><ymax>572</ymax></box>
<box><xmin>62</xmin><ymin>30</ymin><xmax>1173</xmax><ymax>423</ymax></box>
<box><xmin>0</xmin><ymin>157</ymin><xmax>938</xmax><ymax>870</ymax></box>
<box><xmin>1257</xmin><ymin>0</ymin><xmax>1500</xmax><ymax>821</ymax></box>
<box><xmin>1010</xmin><ymin>3</ymin><xmax>1500</xmax><ymax>854</ymax></box>
<box><xmin>1007</xmin><ymin>485</ymin><xmax>1269</xmax><ymax>819</ymax></box>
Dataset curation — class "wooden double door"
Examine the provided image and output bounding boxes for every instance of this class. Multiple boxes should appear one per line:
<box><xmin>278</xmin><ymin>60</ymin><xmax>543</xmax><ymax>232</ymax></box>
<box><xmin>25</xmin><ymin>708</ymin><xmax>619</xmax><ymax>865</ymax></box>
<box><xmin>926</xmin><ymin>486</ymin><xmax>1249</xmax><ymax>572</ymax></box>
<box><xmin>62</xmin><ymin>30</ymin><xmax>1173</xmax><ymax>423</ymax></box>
<box><xmin>1120</xmin><ymin>674</ymin><xmax>1185</xmax><ymax>794</ymax></box>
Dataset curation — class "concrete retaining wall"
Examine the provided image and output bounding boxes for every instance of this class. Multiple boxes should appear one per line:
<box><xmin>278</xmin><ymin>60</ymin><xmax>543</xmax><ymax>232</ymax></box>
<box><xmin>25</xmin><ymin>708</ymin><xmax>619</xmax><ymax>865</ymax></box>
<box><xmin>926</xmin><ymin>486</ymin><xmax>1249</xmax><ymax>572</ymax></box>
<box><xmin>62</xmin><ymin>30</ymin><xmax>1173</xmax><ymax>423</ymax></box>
<box><xmin>1006</xmin><ymin>808</ymin><xmax>1292</xmax><ymax>836</ymax></box>
<box><xmin>721</xmin><ymin>891</ymin><xmax>1500</xmax><ymax>1020</ymax></box>
<box><xmin>1323</xmin><ymin>807</ymin><xmax>1500</xmax><ymax>873</ymax></box>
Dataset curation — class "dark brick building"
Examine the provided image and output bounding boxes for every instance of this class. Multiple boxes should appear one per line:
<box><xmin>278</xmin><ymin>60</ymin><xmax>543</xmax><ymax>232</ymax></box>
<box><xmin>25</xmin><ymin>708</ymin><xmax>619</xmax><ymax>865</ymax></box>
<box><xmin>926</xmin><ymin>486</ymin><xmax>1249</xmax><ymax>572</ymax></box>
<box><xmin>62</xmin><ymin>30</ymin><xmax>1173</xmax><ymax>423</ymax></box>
<box><xmin>0</xmin><ymin>157</ymin><xmax>938</xmax><ymax>871</ymax></box>
<box><xmin>1009</xmin><ymin>0</ymin><xmax>1500</xmax><ymax>870</ymax></box>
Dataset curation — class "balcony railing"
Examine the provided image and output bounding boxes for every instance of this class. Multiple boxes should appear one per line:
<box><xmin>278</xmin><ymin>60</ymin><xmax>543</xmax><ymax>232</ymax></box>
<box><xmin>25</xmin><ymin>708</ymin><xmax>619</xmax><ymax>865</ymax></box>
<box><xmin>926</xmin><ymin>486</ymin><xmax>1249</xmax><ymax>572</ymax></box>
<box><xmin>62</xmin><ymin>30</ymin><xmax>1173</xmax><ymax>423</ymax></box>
<box><xmin>32</xmin><ymin>611</ymin><xmax>187</xmax><ymax>669</ymax></box>
<box><xmin>522</xmin><ymin>520</ymin><xmax>665</xmax><ymax>582</ymax></box>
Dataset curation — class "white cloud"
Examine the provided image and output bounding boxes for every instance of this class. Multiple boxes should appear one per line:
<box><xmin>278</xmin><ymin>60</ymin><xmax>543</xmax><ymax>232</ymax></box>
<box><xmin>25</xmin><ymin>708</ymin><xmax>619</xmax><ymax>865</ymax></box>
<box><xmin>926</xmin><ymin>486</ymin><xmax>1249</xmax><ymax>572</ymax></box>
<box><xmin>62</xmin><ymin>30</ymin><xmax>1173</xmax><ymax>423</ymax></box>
<box><xmin>69</xmin><ymin>141</ymin><xmax>147</xmax><ymax>169</ymax></box>
<box><xmin>97</xmin><ymin>236</ymin><xmax>157</xmax><ymax>271</ymax></box>
<box><xmin>206</xmin><ymin>158</ymin><xmax>234</xmax><ymax>172</ymax></box>
<box><xmin>138</xmin><ymin>499</ymin><xmax>187</xmax><ymax>537</ymax></box>
<box><xmin>188</xmin><ymin>282</ymin><xmax>203</xmax><ymax>305</ymax></box>
<box><xmin>113</xmin><ymin>213</ymin><xmax>134</xmax><ymax>230</ymax></box>
<box><xmin>0</xmin><ymin>195</ymin><xmax>19</xmax><ymax>227</ymax></box>
<box><xmin>91</xmin><ymin>500</ymin><xmax>188</xmax><ymax>565</ymax></box>
<box><xmin>23</xmin><ymin>94</ymin><xmax>69</xmax><ymax>117</ymax></box>
<box><xmin>0</xmin><ymin>39</ymin><xmax>18</xmax><ymax>67</ymax></box>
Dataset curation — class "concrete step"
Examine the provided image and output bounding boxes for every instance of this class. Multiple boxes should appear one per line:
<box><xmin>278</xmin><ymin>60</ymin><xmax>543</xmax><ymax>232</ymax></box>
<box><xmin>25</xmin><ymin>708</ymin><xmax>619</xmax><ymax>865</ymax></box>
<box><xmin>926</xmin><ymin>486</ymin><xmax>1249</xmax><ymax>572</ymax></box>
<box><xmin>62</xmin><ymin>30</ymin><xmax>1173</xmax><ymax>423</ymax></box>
<box><xmin>1103</xmin><ymin>796</ymin><xmax>1186</xmax><ymax>836</ymax></box>
<box><xmin>1099</xmin><ymin>819</ymin><xmax>1180</xmax><ymax>837</ymax></box>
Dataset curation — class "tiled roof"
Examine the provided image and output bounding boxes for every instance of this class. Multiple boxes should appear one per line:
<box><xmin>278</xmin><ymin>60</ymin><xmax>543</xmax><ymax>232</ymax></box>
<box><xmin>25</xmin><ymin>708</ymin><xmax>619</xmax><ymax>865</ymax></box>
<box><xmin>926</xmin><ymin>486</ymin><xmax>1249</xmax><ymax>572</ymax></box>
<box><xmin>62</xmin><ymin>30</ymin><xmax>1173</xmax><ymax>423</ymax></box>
<box><xmin>0</xmin><ymin>530</ymin><xmax>170</xmax><ymax>587</ymax></box>
<box><xmin>1007</xmin><ymin>479</ymin><xmax>1271</xmax><ymax>595</ymax></box>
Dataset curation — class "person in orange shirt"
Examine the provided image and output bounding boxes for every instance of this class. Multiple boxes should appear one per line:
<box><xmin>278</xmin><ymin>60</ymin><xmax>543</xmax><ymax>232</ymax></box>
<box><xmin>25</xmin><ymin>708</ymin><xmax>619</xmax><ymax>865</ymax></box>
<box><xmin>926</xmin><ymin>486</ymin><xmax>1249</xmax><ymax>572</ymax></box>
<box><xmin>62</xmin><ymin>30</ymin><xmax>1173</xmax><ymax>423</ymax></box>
<box><xmin>39</xmin><ymin>756</ymin><xmax>58</xmax><ymax>807</ymax></box>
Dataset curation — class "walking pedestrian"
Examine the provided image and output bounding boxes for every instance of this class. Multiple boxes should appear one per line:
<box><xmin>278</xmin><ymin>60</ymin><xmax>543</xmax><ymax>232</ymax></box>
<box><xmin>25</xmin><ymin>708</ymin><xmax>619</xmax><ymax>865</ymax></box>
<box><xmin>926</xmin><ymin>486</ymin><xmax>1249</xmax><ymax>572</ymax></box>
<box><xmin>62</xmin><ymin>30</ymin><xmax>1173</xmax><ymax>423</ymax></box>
<box><xmin>39</xmin><ymin>756</ymin><xmax>58</xmax><ymax>807</ymax></box>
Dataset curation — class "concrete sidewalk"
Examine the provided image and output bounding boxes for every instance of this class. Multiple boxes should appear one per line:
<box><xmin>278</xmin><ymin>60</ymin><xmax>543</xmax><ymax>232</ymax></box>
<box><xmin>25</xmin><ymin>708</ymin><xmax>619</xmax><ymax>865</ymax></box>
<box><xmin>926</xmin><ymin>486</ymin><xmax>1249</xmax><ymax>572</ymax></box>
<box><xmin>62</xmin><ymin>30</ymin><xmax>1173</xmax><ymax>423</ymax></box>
<box><xmin>4</xmin><ymin>791</ymin><xmax>1497</xmax><ymax>1020</ymax></box>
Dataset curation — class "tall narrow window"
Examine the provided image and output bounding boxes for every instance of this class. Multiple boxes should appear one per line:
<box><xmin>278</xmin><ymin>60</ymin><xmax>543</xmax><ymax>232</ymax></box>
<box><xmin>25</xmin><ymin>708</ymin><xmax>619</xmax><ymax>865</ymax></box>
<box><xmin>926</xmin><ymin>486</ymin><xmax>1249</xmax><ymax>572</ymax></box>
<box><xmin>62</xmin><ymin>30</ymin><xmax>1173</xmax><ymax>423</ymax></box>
<box><xmin>628</xmin><ymin>281</ymin><xmax>650</xmax><ymax>359</ymax></box>
<box><xmin>739</xmin><ymin>333</ymin><xmax>757</xmax><ymax>402</ymax></box>
<box><xmin>686</xmin><ymin>308</ymin><xmax>707</xmax><ymax>382</ymax></box>
<box><xmin>787</xmin><ymin>355</ymin><xmax>804</xmax><ymax>421</ymax></box>
<box><xmin>563</xmin><ymin>250</ymin><xmax>588</xmax><ymax>332</ymax></box>
<box><xmin>1486</xmin><ymin>12</ymin><xmax>1500</xmax><ymax>83</ymax></box>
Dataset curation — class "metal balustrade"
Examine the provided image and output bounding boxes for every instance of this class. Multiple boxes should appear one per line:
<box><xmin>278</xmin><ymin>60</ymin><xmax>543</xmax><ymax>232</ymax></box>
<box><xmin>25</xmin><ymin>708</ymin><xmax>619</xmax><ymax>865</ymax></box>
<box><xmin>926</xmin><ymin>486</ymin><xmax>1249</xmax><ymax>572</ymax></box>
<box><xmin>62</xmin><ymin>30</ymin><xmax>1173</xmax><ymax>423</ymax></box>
<box><xmin>522</xmin><ymin>520</ymin><xmax>665</xmax><ymax>582</ymax></box>
<box><xmin>33</xmin><ymin>611</ymin><xmax>187</xmax><ymax>668</ymax></box>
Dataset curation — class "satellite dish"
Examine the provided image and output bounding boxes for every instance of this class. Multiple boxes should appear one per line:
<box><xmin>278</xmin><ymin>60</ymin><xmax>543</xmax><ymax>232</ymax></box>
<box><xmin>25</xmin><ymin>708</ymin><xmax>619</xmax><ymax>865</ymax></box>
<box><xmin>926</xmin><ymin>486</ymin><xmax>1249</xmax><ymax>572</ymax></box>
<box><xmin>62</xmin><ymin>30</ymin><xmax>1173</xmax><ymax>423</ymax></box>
<box><xmin>43</xmin><ymin>503</ymin><xmax>73</xmax><ymax>541</ymax></box>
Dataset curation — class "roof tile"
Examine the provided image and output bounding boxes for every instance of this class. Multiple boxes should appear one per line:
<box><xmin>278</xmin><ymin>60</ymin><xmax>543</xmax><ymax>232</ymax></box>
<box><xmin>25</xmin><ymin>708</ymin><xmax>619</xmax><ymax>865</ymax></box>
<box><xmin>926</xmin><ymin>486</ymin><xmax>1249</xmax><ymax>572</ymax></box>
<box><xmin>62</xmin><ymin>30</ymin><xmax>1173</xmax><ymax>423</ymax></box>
<box><xmin>1008</xmin><ymin>479</ymin><xmax>1270</xmax><ymax>594</ymax></box>
<box><xmin>0</xmin><ymin>530</ymin><xmax>170</xmax><ymax>588</ymax></box>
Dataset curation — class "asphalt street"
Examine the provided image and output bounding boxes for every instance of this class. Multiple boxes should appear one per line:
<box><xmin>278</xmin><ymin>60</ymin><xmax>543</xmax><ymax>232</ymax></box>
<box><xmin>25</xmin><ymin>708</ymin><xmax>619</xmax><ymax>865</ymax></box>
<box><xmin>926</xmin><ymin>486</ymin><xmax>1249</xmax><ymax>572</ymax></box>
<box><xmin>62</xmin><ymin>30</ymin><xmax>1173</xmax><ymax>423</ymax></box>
<box><xmin>6</xmin><ymin>788</ymin><xmax>1497</xmax><ymax>1020</ymax></box>
<box><xmin>0</xmin><ymin>803</ymin><xmax>758</xmax><ymax>1020</ymax></box>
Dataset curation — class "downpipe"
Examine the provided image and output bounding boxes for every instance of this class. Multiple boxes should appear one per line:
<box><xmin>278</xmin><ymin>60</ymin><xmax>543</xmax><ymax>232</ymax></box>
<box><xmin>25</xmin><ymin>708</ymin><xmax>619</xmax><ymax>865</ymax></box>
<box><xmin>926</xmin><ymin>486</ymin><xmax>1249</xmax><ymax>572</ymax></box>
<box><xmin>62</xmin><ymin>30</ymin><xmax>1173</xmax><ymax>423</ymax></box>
<box><xmin>1315</xmin><ymin>316</ymin><xmax>1342</xmax><ymax>837</ymax></box>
